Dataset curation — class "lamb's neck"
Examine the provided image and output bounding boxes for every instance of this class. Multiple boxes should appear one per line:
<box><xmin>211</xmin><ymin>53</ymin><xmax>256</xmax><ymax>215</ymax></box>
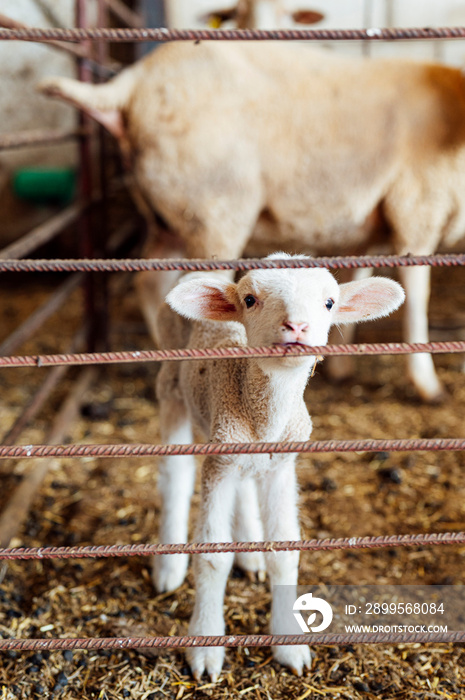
<box><xmin>243</xmin><ymin>359</ymin><xmax>311</xmax><ymax>437</ymax></box>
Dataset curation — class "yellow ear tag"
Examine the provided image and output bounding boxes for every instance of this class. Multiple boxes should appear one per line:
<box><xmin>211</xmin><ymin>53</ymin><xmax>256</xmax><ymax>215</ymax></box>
<box><xmin>208</xmin><ymin>15</ymin><xmax>223</xmax><ymax>28</ymax></box>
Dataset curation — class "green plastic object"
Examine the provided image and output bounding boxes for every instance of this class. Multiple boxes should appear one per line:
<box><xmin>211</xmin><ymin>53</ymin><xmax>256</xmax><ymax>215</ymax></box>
<box><xmin>13</xmin><ymin>167</ymin><xmax>76</xmax><ymax>205</ymax></box>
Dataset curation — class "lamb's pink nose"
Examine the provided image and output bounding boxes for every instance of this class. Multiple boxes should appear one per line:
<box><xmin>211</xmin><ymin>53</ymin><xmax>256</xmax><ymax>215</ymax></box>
<box><xmin>282</xmin><ymin>321</ymin><xmax>309</xmax><ymax>337</ymax></box>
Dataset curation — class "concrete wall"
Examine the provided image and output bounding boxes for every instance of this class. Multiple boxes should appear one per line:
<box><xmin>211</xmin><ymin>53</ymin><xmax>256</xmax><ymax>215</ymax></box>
<box><xmin>0</xmin><ymin>0</ymin><xmax>80</xmax><ymax>175</ymax></box>
<box><xmin>0</xmin><ymin>0</ymin><xmax>100</xmax><ymax>244</ymax></box>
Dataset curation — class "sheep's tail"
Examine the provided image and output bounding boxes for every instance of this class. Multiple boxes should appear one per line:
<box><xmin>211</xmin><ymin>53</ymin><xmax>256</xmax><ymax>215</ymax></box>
<box><xmin>38</xmin><ymin>63</ymin><xmax>139</xmax><ymax>115</ymax></box>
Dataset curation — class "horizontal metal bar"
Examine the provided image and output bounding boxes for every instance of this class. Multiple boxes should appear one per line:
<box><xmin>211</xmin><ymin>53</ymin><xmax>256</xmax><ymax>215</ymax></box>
<box><xmin>1</xmin><ymin>437</ymin><xmax>465</xmax><ymax>461</ymax></box>
<box><xmin>1</xmin><ymin>26</ymin><xmax>465</xmax><ymax>43</ymax></box>
<box><xmin>0</xmin><ymin>253</ymin><xmax>465</xmax><ymax>272</ymax></box>
<box><xmin>0</xmin><ymin>340</ymin><xmax>464</xmax><ymax>371</ymax></box>
<box><xmin>1</xmin><ymin>531</ymin><xmax>463</xmax><ymax>560</ymax></box>
<box><xmin>0</xmin><ymin>630</ymin><xmax>464</xmax><ymax>653</ymax></box>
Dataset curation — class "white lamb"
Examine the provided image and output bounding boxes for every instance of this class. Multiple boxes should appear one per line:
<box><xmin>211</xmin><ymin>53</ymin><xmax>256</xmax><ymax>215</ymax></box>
<box><xmin>154</xmin><ymin>254</ymin><xmax>404</xmax><ymax>681</ymax></box>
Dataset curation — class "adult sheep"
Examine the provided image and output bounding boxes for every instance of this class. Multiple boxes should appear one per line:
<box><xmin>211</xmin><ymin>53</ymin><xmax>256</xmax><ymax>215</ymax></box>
<box><xmin>39</xmin><ymin>41</ymin><xmax>465</xmax><ymax>401</ymax></box>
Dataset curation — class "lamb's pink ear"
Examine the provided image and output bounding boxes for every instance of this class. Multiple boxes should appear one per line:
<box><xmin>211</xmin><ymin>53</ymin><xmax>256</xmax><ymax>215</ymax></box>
<box><xmin>333</xmin><ymin>277</ymin><xmax>405</xmax><ymax>324</ymax></box>
<box><xmin>166</xmin><ymin>278</ymin><xmax>242</xmax><ymax>322</ymax></box>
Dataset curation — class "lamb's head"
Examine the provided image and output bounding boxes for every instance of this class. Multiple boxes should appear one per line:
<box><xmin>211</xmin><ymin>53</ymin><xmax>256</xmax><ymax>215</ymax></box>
<box><xmin>167</xmin><ymin>253</ymin><xmax>405</xmax><ymax>370</ymax></box>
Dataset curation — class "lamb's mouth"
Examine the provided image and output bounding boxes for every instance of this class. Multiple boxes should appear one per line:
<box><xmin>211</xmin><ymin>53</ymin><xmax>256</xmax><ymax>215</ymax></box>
<box><xmin>272</xmin><ymin>342</ymin><xmax>311</xmax><ymax>348</ymax></box>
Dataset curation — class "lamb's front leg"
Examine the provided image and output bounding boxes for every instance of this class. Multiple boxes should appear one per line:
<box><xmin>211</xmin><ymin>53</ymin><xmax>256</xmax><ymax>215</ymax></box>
<box><xmin>187</xmin><ymin>457</ymin><xmax>237</xmax><ymax>682</ymax></box>
<box><xmin>233</xmin><ymin>477</ymin><xmax>266</xmax><ymax>580</ymax></box>
<box><xmin>153</xmin><ymin>390</ymin><xmax>196</xmax><ymax>593</ymax></box>
<box><xmin>257</xmin><ymin>458</ymin><xmax>312</xmax><ymax>676</ymax></box>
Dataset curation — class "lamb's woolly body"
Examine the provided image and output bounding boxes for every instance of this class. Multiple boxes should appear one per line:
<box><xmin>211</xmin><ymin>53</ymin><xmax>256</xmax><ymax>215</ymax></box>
<box><xmin>182</xmin><ymin>321</ymin><xmax>312</xmax><ymax>452</ymax></box>
<box><xmin>152</xmin><ymin>259</ymin><xmax>404</xmax><ymax>681</ymax></box>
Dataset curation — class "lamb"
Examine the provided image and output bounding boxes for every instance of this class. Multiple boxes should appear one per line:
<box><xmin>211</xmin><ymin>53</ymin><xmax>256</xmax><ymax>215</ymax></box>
<box><xmin>38</xmin><ymin>42</ymin><xmax>465</xmax><ymax>401</ymax></box>
<box><xmin>155</xmin><ymin>254</ymin><xmax>404</xmax><ymax>681</ymax></box>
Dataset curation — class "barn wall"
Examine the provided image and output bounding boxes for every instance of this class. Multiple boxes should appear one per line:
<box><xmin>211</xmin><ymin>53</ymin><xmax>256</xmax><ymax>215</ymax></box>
<box><xmin>0</xmin><ymin>0</ymin><xmax>99</xmax><ymax>245</ymax></box>
<box><xmin>0</xmin><ymin>0</ymin><xmax>80</xmax><ymax>174</ymax></box>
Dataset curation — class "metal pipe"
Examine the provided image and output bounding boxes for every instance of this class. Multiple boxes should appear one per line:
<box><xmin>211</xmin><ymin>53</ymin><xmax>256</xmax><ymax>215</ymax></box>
<box><xmin>0</xmin><ymin>366</ymin><xmax>96</xmax><ymax>548</ymax></box>
<box><xmin>0</xmin><ymin>128</ymin><xmax>86</xmax><ymax>151</ymax></box>
<box><xmin>0</xmin><ymin>12</ymin><xmax>118</xmax><ymax>76</ymax></box>
<box><xmin>0</xmin><ymin>218</ymin><xmax>137</xmax><ymax>446</ymax></box>
<box><xmin>1</xmin><ymin>252</ymin><xmax>465</xmax><ymax>272</ymax></box>
<box><xmin>75</xmin><ymin>0</ymin><xmax>99</xmax><ymax>353</ymax></box>
<box><xmin>0</xmin><ymin>273</ymin><xmax>83</xmax><ymax>356</ymax></box>
<box><xmin>2</xmin><ymin>26</ymin><xmax>465</xmax><ymax>42</ymax></box>
<box><xmin>102</xmin><ymin>0</ymin><xmax>144</xmax><ymax>28</ymax></box>
<box><xmin>0</xmin><ymin>202</ymin><xmax>85</xmax><ymax>260</ymax></box>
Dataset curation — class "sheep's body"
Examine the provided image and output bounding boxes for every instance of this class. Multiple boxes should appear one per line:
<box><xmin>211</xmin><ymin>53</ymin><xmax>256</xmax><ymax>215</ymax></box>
<box><xmin>39</xmin><ymin>42</ymin><xmax>465</xmax><ymax>400</ymax></box>
<box><xmin>154</xmin><ymin>257</ymin><xmax>404</xmax><ymax>681</ymax></box>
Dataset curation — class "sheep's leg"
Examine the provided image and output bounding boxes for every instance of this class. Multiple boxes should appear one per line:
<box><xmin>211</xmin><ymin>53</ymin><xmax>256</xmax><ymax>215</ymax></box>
<box><xmin>326</xmin><ymin>267</ymin><xmax>374</xmax><ymax>382</ymax></box>
<box><xmin>233</xmin><ymin>477</ymin><xmax>266</xmax><ymax>579</ymax></box>
<box><xmin>135</xmin><ymin>225</ymin><xmax>185</xmax><ymax>348</ymax></box>
<box><xmin>152</xmin><ymin>389</ymin><xmax>196</xmax><ymax>593</ymax></box>
<box><xmin>399</xmin><ymin>265</ymin><xmax>444</xmax><ymax>402</ymax></box>
<box><xmin>186</xmin><ymin>458</ymin><xmax>237</xmax><ymax>682</ymax></box>
<box><xmin>257</xmin><ymin>458</ymin><xmax>312</xmax><ymax>675</ymax></box>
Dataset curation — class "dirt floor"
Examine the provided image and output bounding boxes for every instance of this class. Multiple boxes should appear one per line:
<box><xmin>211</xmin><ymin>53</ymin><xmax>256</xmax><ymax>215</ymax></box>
<box><xmin>1</xmin><ymin>265</ymin><xmax>465</xmax><ymax>699</ymax></box>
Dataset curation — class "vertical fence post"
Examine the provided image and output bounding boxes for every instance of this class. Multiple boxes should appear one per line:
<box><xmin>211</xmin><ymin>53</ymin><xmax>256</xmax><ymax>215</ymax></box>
<box><xmin>75</xmin><ymin>0</ymin><xmax>98</xmax><ymax>352</ymax></box>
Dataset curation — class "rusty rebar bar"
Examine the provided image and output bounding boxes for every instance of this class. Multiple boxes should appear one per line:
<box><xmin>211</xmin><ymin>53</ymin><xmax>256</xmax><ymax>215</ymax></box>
<box><xmin>1</xmin><ymin>26</ymin><xmax>465</xmax><ymax>43</ymax></box>
<box><xmin>0</xmin><ymin>630</ymin><xmax>464</xmax><ymax>654</ymax></box>
<box><xmin>0</xmin><ymin>253</ymin><xmax>465</xmax><ymax>273</ymax></box>
<box><xmin>1</xmin><ymin>437</ymin><xmax>465</xmax><ymax>461</ymax></box>
<box><xmin>0</xmin><ymin>339</ymin><xmax>464</xmax><ymax>371</ymax></box>
<box><xmin>0</xmin><ymin>531</ymin><xmax>463</xmax><ymax>561</ymax></box>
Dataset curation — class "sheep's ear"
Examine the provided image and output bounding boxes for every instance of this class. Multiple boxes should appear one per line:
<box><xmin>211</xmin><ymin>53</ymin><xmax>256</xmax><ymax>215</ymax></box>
<box><xmin>333</xmin><ymin>277</ymin><xmax>405</xmax><ymax>324</ymax></box>
<box><xmin>166</xmin><ymin>278</ymin><xmax>242</xmax><ymax>322</ymax></box>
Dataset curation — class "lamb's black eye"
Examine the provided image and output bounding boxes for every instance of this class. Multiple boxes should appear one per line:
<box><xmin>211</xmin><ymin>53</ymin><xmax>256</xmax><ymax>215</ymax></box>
<box><xmin>244</xmin><ymin>295</ymin><xmax>256</xmax><ymax>309</ymax></box>
<box><xmin>325</xmin><ymin>298</ymin><xmax>334</xmax><ymax>310</ymax></box>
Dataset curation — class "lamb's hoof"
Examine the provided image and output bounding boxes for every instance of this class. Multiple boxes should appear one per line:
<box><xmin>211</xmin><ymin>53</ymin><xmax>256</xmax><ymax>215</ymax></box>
<box><xmin>186</xmin><ymin>646</ymin><xmax>225</xmax><ymax>683</ymax></box>
<box><xmin>245</xmin><ymin>569</ymin><xmax>267</xmax><ymax>583</ymax></box>
<box><xmin>272</xmin><ymin>645</ymin><xmax>313</xmax><ymax>676</ymax></box>
<box><xmin>152</xmin><ymin>553</ymin><xmax>188</xmax><ymax>594</ymax></box>
<box><xmin>416</xmin><ymin>383</ymin><xmax>447</xmax><ymax>405</ymax></box>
